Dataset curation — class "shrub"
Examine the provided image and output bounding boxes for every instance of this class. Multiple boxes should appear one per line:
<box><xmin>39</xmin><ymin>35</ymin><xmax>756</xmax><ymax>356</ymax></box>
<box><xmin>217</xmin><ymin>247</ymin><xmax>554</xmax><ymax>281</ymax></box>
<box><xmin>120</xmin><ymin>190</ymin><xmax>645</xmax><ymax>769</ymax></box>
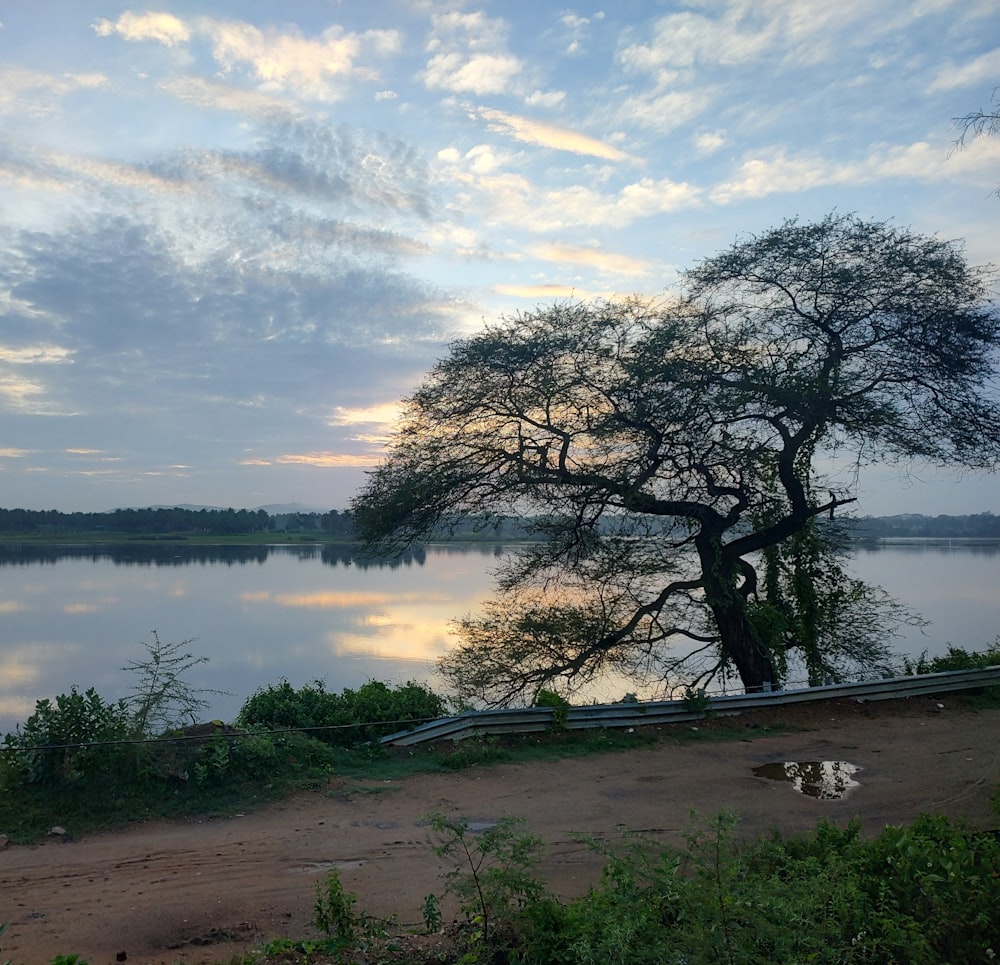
<box><xmin>533</xmin><ymin>689</ymin><xmax>570</xmax><ymax>730</ymax></box>
<box><xmin>484</xmin><ymin>812</ymin><xmax>1000</xmax><ymax>964</ymax></box>
<box><xmin>904</xmin><ymin>639</ymin><xmax>1000</xmax><ymax>674</ymax></box>
<box><xmin>235</xmin><ymin>678</ymin><xmax>445</xmax><ymax>746</ymax></box>
<box><xmin>2</xmin><ymin>687</ymin><xmax>134</xmax><ymax>786</ymax></box>
<box><xmin>236</xmin><ymin>678</ymin><xmax>340</xmax><ymax>732</ymax></box>
<box><xmin>429</xmin><ymin>812</ymin><xmax>547</xmax><ymax>960</ymax></box>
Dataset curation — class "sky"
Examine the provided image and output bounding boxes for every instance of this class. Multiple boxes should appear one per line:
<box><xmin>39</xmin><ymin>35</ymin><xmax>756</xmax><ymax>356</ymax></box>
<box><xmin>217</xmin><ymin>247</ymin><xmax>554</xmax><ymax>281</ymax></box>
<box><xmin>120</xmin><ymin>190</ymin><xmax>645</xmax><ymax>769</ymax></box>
<box><xmin>1</xmin><ymin>0</ymin><xmax>999</xmax><ymax>517</ymax></box>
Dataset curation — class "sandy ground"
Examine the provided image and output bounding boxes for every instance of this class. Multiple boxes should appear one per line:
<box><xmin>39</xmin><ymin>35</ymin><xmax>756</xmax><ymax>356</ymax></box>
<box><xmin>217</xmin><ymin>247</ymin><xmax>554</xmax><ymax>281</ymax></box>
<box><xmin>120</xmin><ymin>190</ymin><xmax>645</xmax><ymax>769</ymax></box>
<box><xmin>2</xmin><ymin>696</ymin><xmax>999</xmax><ymax>965</ymax></box>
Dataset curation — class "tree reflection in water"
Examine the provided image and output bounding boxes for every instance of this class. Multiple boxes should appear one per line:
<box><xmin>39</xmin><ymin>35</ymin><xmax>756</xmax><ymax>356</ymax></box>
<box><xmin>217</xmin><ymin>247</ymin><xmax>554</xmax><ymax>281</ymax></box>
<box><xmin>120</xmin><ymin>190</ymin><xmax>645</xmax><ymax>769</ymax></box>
<box><xmin>753</xmin><ymin>760</ymin><xmax>861</xmax><ymax>799</ymax></box>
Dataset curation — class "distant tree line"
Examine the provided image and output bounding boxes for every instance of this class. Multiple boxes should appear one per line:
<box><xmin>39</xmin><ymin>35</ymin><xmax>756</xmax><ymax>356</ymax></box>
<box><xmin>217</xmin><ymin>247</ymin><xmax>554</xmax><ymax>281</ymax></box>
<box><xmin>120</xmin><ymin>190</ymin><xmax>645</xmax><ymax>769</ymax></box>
<box><xmin>0</xmin><ymin>506</ymin><xmax>996</xmax><ymax>540</ymax></box>
<box><xmin>849</xmin><ymin>512</ymin><xmax>1000</xmax><ymax>539</ymax></box>
<box><xmin>0</xmin><ymin>506</ymin><xmax>321</xmax><ymax>536</ymax></box>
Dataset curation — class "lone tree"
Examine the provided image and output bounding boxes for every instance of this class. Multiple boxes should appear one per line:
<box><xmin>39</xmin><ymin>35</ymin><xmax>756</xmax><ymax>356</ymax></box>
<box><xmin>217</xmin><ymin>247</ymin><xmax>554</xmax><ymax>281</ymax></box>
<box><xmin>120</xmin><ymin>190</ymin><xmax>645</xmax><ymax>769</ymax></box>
<box><xmin>353</xmin><ymin>214</ymin><xmax>999</xmax><ymax>702</ymax></box>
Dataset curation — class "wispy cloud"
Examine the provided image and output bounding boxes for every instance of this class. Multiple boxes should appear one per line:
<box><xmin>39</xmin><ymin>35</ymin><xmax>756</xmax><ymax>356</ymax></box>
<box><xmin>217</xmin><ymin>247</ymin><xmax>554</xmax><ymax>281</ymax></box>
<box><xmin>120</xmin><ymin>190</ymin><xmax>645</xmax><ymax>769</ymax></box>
<box><xmin>527</xmin><ymin>242</ymin><xmax>651</xmax><ymax>277</ymax></box>
<box><xmin>927</xmin><ymin>47</ymin><xmax>1000</xmax><ymax>91</ymax></box>
<box><xmin>276</xmin><ymin>453</ymin><xmax>380</xmax><ymax>468</ymax></box>
<box><xmin>471</xmin><ymin>107</ymin><xmax>641</xmax><ymax>163</ymax></box>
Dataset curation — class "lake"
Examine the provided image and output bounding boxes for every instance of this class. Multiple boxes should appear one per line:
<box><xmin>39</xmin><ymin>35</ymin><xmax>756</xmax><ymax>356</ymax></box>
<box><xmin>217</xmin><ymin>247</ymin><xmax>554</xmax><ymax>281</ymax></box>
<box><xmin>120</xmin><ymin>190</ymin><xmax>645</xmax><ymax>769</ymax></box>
<box><xmin>1</xmin><ymin>541</ymin><xmax>997</xmax><ymax>734</ymax></box>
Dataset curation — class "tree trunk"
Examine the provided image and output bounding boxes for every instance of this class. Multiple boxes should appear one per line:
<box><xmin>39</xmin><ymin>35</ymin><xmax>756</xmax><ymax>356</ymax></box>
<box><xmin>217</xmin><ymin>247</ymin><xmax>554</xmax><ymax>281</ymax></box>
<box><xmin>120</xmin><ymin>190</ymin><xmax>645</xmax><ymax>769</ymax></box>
<box><xmin>709</xmin><ymin>597</ymin><xmax>776</xmax><ymax>693</ymax></box>
<box><xmin>698</xmin><ymin>531</ymin><xmax>776</xmax><ymax>693</ymax></box>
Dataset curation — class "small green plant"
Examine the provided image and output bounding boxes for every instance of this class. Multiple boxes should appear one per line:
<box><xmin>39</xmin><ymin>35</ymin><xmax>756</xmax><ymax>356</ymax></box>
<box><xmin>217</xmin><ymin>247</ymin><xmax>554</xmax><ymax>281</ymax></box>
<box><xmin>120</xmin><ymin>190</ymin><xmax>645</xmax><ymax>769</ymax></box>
<box><xmin>904</xmin><ymin>640</ymin><xmax>1000</xmax><ymax>675</ymax></box>
<box><xmin>313</xmin><ymin>868</ymin><xmax>358</xmax><ymax>942</ymax></box>
<box><xmin>49</xmin><ymin>956</ymin><xmax>90</xmax><ymax>965</ymax></box>
<box><xmin>421</xmin><ymin>892</ymin><xmax>443</xmax><ymax>933</ymax></box>
<box><xmin>681</xmin><ymin>686</ymin><xmax>711</xmax><ymax>714</ymax></box>
<box><xmin>534</xmin><ymin>689</ymin><xmax>571</xmax><ymax>731</ymax></box>
<box><xmin>429</xmin><ymin>812</ymin><xmax>547</xmax><ymax>960</ymax></box>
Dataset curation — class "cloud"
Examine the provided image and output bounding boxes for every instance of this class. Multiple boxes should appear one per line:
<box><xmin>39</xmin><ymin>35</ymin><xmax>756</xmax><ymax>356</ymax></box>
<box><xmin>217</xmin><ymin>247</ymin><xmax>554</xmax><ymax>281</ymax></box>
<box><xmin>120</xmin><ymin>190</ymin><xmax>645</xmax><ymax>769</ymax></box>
<box><xmin>161</xmin><ymin>76</ymin><xmax>301</xmax><ymax>117</ymax></box>
<box><xmin>471</xmin><ymin>107</ymin><xmax>641</xmax><ymax>163</ymax></box>
<box><xmin>95</xmin><ymin>12</ymin><xmax>402</xmax><ymax>103</ymax></box>
<box><xmin>0</xmin><ymin>66</ymin><xmax>109</xmax><ymax>116</ymax></box>
<box><xmin>527</xmin><ymin>242</ymin><xmax>651</xmax><ymax>277</ymax></box>
<box><xmin>709</xmin><ymin>137</ymin><xmax>1000</xmax><ymax>204</ymax></box>
<box><xmin>469</xmin><ymin>173</ymin><xmax>703</xmax><ymax>231</ymax></box>
<box><xmin>422</xmin><ymin>9</ymin><xmax>526</xmax><ymax>95</ymax></box>
<box><xmin>694</xmin><ymin>130</ymin><xmax>727</xmax><ymax>154</ymax></box>
<box><xmin>617</xmin><ymin>9</ymin><xmax>773</xmax><ymax>73</ymax></box>
<box><xmin>276</xmin><ymin>453</ymin><xmax>380</xmax><ymax>468</ymax></box>
<box><xmin>524</xmin><ymin>90</ymin><xmax>566</xmax><ymax>109</ymax></box>
<box><xmin>0</xmin><ymin>114</ymin><xmax>459</xmax><ymax>493</ymax></box>
<box><xmin>93</xmin><ymin>11</ymin><xmax>191</xmax><ymax>46</ymax></box>
<box><xmin>710</xmin><ymin>149</ymin><xmax>860</xmax><ymax>203</ymax></box>
<box><xmin>329</xmin><ymin>403</ymin><xmax>403</xmax><ymax>426</ymax></box>
<box><xmin>424</xmin><ymin>52</ymin><xmax>523</xmax><ymax>95</ymax></box>
<box><xmin>614</xmin><ymin>88</ymin><xmax>715</xmax><ymax>135</ymax></box>
<box><xmin>494</xmin><ymin>283</ymin><xmax>589</xmax><ymax>299</ymax></box>
<box><xmin>928</xmin><ymin>47</ymin><xmax>1000</xmax><ymax>91</ymax></box>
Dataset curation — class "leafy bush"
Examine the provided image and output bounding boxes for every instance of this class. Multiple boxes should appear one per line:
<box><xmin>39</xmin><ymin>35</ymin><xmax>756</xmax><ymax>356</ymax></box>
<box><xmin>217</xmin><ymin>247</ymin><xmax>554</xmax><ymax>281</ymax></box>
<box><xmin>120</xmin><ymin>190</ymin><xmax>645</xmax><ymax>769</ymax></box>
<box><xmin>236</xmin><ymin>678</ymin><xmax>339</xmax><ymax>731</ymax></box>
<box><xmin>417</xmin><ymin>811</ymin><xmax>1000</xmax><ymax>965</ymax></box>
<box><xmin>148</xmin><ymin>726</ymin><xmax>336</xmax><ymax>787</ymax></box>
<box><xmin>533</xmin><ymin>689</ymin><xmax>570</xmax><ymax>730</ymax></box>
<box><xmin>904</xmin><ymin>640</ymin><xmax>1000</xmax><ymax>674</ymax></box>
<box><xmin>2</xmin><ymin>687</ymin><xmax>134</xmax><ymax>786</ymax></box>
<box><xmin>236</xmin><ymin>678</ymin><xmax>445</xmax><ymax>746</ymax></box>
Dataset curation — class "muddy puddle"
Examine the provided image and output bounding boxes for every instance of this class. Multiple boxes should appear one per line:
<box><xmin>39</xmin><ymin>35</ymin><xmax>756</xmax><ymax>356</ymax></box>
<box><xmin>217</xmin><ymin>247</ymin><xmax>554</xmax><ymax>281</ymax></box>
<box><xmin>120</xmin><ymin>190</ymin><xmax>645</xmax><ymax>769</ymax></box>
<box><xmin>753</xmin><ymin>761</ymin><xmax>861</xmax><ymax>800</ymax></box>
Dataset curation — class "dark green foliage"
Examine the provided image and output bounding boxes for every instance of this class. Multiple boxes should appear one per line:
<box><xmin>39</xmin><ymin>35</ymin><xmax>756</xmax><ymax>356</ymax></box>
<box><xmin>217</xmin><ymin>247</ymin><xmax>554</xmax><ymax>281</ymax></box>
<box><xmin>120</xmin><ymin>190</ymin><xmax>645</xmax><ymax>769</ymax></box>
<box><xmin>433</xmin><ymin>812</ymin><xmax>1000</xmax><ymax>965</ymax></box>
<box><xmin>2</xmin><ymin>686</ymin><xmax>133</xmax><ymax>786</ymax></box>
<box><xmin>235</xmin><ymin>678</ymin><xmax>446</xmax><ymax>746</ymax></box>
<box><xmin>533</xmin><ymin>689</ymin><xmax>570</xmax><ymax>730</ymax></box>
<box><xmin>236</xmin><ymin>678</ymin><xmax>340</xmax><ymax>731</ymax></box>
<box><xmin>905</xmin><ymin>640</ymin><xmax>1000</xmax><ymax>674</ymax></box>
<box><xmin>313</xmin><ymin>869</ymin><xmax>358</xmax><ymax>942</ymax></box>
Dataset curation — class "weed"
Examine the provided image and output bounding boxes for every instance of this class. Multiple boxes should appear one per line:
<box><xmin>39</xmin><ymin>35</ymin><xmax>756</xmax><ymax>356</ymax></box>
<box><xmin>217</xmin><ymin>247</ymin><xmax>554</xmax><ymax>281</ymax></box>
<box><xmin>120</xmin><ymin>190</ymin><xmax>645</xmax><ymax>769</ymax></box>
<box><xmin>421</xmin><ymin>892</ymin><xmax>443</xmax><ymax>934</ymax></box>
<box><xmin>533</xmin><ymin>689</ymin><xmax>570</xmax><ymax>731</ymax></box>
<box><xmin>124</xmin><ymin>630</ymin><xmax>226</xmax><ymax>734</ymax></box>
<box><xmin>680</xmin><ymin>686</ymin><xmax>712</xmax><ymax>714</ymax></box>
<box><xmin>313</xmin><ymin>869</ymin><xmax>357</xmax><ymax>942</ymax></box>
<box><xmin>428</xmin><ymin>812</ymin><xmax>547</xmax><ymax>961</ymax></box>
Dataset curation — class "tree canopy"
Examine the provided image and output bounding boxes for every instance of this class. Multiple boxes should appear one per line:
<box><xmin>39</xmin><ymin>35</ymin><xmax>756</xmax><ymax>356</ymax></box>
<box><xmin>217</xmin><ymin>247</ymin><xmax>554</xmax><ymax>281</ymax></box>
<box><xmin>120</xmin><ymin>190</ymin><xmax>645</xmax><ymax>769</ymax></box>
<box><xmin>352</xmin><ymin>213</ymin><xmax>1000</xmax><ymax>703</ymax></box>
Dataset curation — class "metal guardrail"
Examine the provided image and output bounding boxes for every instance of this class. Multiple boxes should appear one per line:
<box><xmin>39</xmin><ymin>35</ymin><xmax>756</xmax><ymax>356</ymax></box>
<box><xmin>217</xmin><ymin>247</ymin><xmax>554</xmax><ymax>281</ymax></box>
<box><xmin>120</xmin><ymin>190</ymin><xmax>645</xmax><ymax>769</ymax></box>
<box><xmin>380</xmin><ymin>666</ymin><xmax>1000</xmax><ymax>747</ymax></box>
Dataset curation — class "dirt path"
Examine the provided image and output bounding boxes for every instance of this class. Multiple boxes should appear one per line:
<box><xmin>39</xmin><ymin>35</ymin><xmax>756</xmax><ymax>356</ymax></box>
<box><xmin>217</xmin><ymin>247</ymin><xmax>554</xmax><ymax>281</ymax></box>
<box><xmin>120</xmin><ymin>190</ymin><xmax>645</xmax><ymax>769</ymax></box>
<box><xmin>2</xmin><ymin>697</ymin><xmax>999</xmax><ymax>965</ymax></box>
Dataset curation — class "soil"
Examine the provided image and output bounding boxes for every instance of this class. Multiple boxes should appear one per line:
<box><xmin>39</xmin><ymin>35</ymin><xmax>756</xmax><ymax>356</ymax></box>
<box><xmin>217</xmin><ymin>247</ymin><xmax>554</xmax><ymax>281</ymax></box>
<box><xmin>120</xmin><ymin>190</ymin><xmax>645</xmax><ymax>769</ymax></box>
<box><xmin>2</xmin><ymin>696</ymin><xmax>999</xmax><ymax>965</ymax></box>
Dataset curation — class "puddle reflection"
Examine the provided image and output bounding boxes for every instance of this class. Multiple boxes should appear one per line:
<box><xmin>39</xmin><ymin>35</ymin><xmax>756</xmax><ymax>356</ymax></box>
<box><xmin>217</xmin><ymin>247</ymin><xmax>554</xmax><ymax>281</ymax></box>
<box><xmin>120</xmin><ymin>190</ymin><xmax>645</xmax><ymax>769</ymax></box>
<box><xmin>753</xmin><ymin>761</ymin><xmax>861</xmax><ymax>800</ymax></box>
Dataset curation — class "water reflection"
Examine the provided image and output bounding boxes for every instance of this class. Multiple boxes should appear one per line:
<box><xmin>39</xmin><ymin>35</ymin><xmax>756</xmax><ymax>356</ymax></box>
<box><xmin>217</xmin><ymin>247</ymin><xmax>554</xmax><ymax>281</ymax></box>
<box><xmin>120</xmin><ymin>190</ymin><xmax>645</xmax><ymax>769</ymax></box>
<box><xmin>0</xmin><ymin>541</ymin><xmax>998</xmax><ymax>735</ymax></box>
<box><xmin>0</xmin><ymin>543</ymin><xmax>503</xmax><ymax>734</ymax></box>
<box><xmin>752</xmin><ymin>761</ymin><xmax>861</xmax><ymax>799</ymax></box>
<box><xmin>0</xmin><ymin>541</ymin><xmax>494</xmax><ymax>568</ymax></box>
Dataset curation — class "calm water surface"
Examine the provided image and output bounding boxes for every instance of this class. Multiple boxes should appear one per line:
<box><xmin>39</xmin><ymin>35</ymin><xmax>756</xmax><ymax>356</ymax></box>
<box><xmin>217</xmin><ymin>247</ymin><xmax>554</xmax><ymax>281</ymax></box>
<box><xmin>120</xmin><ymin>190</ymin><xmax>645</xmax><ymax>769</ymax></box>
<box><xmin>0</xmin><ymin>541</ymin><xmax>997</xmax><ymax>733</ymax></box>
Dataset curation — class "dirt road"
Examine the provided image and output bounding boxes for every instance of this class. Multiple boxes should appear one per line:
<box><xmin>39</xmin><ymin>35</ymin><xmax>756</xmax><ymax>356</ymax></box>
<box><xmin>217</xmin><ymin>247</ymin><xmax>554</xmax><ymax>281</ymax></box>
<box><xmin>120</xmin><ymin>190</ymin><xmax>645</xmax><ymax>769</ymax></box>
<box><xmin>2</xmin><ymin>697</ymin><xmax>998</xmax><ymax>965</ymax></box>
